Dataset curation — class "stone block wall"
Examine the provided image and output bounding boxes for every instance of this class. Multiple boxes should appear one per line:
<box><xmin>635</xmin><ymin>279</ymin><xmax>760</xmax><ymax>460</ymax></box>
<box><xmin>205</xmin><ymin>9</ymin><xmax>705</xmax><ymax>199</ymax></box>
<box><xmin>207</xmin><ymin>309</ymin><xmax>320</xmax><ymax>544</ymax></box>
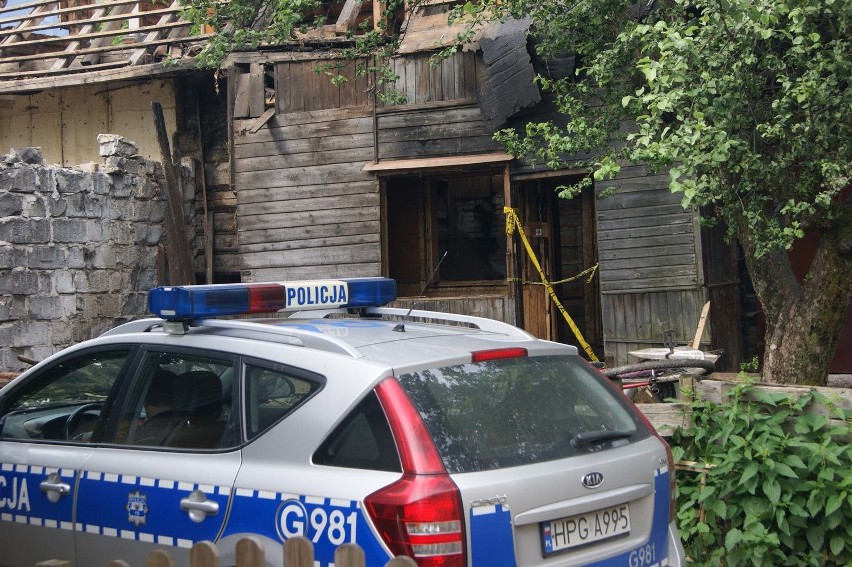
<box><xmin>0</xmin><ymin>138</ymin><xmax>168</xmax><ymax>373</ymax></box>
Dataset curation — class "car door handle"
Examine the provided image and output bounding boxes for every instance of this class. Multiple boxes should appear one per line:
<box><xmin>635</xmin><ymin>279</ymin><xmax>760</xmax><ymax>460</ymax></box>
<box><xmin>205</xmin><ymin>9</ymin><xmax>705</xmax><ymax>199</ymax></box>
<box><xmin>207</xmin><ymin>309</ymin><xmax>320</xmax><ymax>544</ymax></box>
<box><xmin>40</xmin><ymin>473</ymin><xmax>71</xmax><ymax>503</ymax></box>
<box><xmin>180</xmin><ymin>490</ymin><xmax>219</xmax><ymax>523</ymax></box>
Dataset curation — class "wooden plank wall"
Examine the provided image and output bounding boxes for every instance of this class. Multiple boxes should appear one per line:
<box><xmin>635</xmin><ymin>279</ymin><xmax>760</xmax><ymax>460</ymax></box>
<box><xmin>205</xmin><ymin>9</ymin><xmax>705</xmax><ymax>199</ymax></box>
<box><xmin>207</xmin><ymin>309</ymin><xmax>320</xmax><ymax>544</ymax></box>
<box><xmin>233</xmin><ymin>107</ymin><xmax>379</xmax><ymax>281</ymax></box>
<box><xmin>382</xmin><ymin>50</ymin><xmax>479</xmax><ymax>105</ymax></box>
<box><xmin>595</xmin><ymin>164</ymin><xmax>708</xmax><ymax>366</ymax></box>
<box><xmin>377</xmin><ymin>104</ymin><xmax>501</xmax><ymax>160</ymax></box>
<box><xmin>389</xmin><ymin>295</ymin><xmax>514</xmax><ymax>323</ymax></box>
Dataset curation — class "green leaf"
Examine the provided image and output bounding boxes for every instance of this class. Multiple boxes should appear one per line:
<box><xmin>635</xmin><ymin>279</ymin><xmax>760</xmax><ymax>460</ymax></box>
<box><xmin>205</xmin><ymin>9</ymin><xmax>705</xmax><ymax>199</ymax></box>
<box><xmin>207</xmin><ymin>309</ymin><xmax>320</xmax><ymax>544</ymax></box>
<box><xmin>740</xmin><ymin>462</ymin><xmax>759</xmax><ymax>486</ymax></box>
<box><xmin>825</xmin><ymin>494</ymin><xmax>844</xmax><ymax>516</ymax></box>
<box><xmin>830</xmin><ymin>535</ymin><xmax>845</xmax><ymax>556</ymax></box>
<box><xmin>725</xmin><ymin>528</ymin><xmax>744</xmax><ymax>551</ymax></box>
<box><xmin>805</xmin><ymin>525</ymin><xmax>824</xmax><ymax>551</ymax></box>
<box><xmin>763</xmin><ymin>479</ymin><xmax>782</xmax><ymax>504</ymax></box>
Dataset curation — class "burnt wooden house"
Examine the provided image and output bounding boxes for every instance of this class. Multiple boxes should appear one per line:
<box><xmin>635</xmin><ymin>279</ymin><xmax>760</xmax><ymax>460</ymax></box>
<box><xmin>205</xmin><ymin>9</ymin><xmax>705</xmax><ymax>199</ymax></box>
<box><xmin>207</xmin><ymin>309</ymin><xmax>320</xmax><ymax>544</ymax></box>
<box><xmin>4</xmin><ymin>0</ymin><xmax>845</xmax><ymax>371</ymax></box>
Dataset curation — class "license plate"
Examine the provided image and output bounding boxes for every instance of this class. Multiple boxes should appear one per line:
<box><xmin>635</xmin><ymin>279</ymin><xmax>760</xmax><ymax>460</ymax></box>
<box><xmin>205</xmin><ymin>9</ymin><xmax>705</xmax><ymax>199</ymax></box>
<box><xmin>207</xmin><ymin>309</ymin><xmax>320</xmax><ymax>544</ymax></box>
<box><xmin>541</xmin><ymin>504</ymin><xmax>630</xmax><ymax>554</ymax></box>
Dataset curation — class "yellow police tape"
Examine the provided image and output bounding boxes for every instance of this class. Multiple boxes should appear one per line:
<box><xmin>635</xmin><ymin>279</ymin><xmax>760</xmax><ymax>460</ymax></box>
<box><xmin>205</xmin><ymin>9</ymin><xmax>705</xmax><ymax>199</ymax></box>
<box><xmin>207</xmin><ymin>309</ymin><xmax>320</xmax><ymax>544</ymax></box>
<box><xmin>504</xmin><ymin>206</ymin><xmax>600</xmax><ymax>362</ymax></box>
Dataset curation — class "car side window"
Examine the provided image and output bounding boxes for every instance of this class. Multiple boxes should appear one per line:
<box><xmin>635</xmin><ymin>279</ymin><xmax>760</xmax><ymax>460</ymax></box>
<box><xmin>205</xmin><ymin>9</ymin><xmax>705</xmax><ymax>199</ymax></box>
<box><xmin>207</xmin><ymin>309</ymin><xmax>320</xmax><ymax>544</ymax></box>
<box><xmin>244</xmin><ymin>362</ymin><xmax>322</xmax><ymax>440</ymax></box>
<box><xmin>0</xmin><ymin>348</ymin><xmax>132</xmax><ymax>443</ymax></box>
<box><xmin>118</xmin><ymin>351</ymin><xmax>237</xmax><ymax>450</ymax></box>
<box><xmin>313</xmin><ymin>391</ymin><xmax>401</xmax><ymax>473</ymax></box>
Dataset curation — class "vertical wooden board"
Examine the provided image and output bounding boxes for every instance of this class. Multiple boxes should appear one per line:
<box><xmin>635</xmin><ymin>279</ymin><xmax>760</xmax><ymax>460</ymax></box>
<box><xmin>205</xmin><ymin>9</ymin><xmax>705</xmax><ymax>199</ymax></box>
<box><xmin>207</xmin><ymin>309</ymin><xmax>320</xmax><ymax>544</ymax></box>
<box><xmin>320</xmin><ymin>63</ymin><xmax>340</xmax><ymax>110</ymax></box>
<box><xmin>275</xmin><ymin>62</ymin><xmax>290</xmax><ymax>114</ymax></box>
<box><xmin>190</xmin><ymin>541</ymin><xmax>219</xmax><ymax>567</ymax></box>
<box><xmin>302</xmin><ymin>63</ymin><xmax>319</xmax><ymax>112</ymax></box>
<box><xmin>284</xmin><ymin>536</ymin><xmax>314</xmax><ymax>567</ymax></box>
<box><xmin>430</xmin><ymin>55</ymin><xmax>443</xmax><ymax>101</ymax></box>
<box><xmin>233</xmin><ymin>72</ymin><xmax>251</xmax><ymax>118</ymax></box>
<box><xmin>249</xmin><ymin>63</ymin><xmax>266</xmax><ymax>118</ymax></box>
<box><xmin>414</xmin><ymin>56</ymin><xmax>430</xmax><ymax>103</ymax></box>
<box><xmin>290</xmin><ymin>62</ymin><xmax>306</xmax><ymax>112</ymax></box>
<box><xmin>334</xmin><ymin>544</ymin><xmax>365</xmax><ymax>567</ymax></box>
<box><xmin>404</xmin><ymin>57</ymin><xmax>417</xmax><ymax>103</ymax></box>
<box><xmin>339</xmin><ymin>60</ymin><xmax>358</xmax><ymax>108</ymax></box>
<box><xmin>146</xmin><ymin>550</ymin><xmax>174</xmax><ymax>567</ymax></box>
<box><xmin>464</xmin><ymin>51</ymin><xmax>478</xmax><ymax>98</ymax></box>
<box><xmin>442</xmin><ymin>52</ymin><xmax>457</xmax><ymax>100</ymax></box>
<box><xmin>235</xmin><ymin>537</ymin><xmax>265</xmax><ymax>567</ymax></box>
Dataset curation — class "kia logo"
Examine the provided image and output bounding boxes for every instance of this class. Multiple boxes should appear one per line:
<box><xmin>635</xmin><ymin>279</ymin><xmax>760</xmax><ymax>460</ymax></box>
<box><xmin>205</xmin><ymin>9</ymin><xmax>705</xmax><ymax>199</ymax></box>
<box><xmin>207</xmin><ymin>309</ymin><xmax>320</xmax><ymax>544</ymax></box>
<box><xmin>582</xmin><ymin>472</ymin><xmax>604</xmax><ymax>489</ymax></box>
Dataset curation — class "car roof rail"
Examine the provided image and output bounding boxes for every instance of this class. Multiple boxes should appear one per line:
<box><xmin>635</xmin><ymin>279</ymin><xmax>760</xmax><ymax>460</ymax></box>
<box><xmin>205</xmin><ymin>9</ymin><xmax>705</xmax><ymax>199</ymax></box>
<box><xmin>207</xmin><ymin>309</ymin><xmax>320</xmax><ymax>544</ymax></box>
<box><xmin>100</xmin><ymin>318</ymin><xmax>165</xmax><ymax>336</ymax></box>
<box><xmin>290</xmin><ymin>306</ymin><xmax>536</xmax><ymax>340</ymax></box>
<box><xmin>365</xmin><ymin>307</ymin><xmax>536</xmax><ymax>339</ymax></box>
<box><xmin>193</xmin><ymin>319</ymin><xmax>364</xmax><ymax>358</ymax></box>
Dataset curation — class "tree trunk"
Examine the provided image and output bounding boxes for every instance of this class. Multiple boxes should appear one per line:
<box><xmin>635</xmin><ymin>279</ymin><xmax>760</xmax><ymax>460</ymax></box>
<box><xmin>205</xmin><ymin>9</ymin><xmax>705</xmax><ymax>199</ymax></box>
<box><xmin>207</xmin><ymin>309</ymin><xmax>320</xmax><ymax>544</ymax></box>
<box><xmin>741</xmin><ymin>225</ymin><xmax>852</xmax><ymax>386</ymax></box>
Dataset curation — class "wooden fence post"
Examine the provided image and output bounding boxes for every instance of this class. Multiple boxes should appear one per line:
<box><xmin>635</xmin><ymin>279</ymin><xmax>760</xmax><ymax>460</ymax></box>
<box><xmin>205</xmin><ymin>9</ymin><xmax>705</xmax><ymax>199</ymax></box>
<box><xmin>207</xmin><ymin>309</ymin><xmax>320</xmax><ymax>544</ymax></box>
<box><xmin>283</xmin><ymin>536</ymin><xmax>314</xmax><ymax>567</ymax></box>
<box><xmin>35</xmin><ymin>562</ymin><xmax>71</xmax><ymax>567</ymax></box>
<box><xmin>105</xmin><ymin>562</ymin><xmax>131</xmax><ymax>567</ymax></box>
<box><xmin>190</xmin><ymin>541</ymin><xmax>219</xmax><ymax>567</ymax></box>
<box><xmin>146</xmin><ymin>549</ymin><xmax>174</xmax><ymax>567</ymax></box>
<box><xmin>235</xmin><ymin>537</ymin><xmax>265</xmax><ymax>567</ymax></box>
<box><xmin>334</xmin><ymin>544</ymin><xmax>365</xmax><ymax>567</ymax></box>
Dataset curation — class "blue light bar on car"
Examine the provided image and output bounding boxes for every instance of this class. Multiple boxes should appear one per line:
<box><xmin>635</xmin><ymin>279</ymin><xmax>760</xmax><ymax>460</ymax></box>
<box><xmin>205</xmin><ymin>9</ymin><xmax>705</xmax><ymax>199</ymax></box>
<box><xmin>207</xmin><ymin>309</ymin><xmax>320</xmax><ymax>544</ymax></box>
<box><xmin>148</xmin><ymin>277</ymin><xmax>397</xmax><ymax>321</ymax></box>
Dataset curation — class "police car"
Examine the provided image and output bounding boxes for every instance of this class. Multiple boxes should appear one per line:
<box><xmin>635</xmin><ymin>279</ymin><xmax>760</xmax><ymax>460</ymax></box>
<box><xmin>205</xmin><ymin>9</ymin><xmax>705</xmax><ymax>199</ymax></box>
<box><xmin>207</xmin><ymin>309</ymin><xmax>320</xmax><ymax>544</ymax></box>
<box><xmin>0</xmin><ymin>277</ymin><xmax>685</xmax><ymax>567</ymax></box>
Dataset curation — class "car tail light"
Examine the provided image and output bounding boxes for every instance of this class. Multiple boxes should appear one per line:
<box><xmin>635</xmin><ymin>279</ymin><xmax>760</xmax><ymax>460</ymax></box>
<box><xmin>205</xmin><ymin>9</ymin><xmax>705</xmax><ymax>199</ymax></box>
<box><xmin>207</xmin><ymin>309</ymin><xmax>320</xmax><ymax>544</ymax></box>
<box><xmin>471</xmin><ymin>347</ymin><xmax>527</xmax><ymax>362</ymax></box>
<box><xmin>584</xmin><ymin>360</ymin><xmax>677</xmax><ymax>523</ymax></box>
<box><xmin>368</xmin><ymin>378</ymin><xmax>466</xmax><ymax>567</ymax></box>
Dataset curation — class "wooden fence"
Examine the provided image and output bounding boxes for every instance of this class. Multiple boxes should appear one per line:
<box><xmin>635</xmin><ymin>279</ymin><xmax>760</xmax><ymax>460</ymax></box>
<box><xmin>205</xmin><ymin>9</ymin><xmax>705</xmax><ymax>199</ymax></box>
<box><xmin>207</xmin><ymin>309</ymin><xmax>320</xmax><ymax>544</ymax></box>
<box><xmin>36</xmin><ymin>536</ymin><xmax>415</xmax><ymax>567</ymax></box>
<box><xmin>636</xmin><ymin>375</ymin><xmax>852</xmax><ymax>437</ymax></box>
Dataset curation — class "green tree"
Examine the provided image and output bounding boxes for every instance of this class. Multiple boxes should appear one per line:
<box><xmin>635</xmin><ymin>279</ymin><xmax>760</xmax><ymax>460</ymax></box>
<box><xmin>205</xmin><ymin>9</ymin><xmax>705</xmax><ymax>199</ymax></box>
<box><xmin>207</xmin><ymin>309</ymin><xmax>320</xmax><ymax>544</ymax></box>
<box><xmin>483</xmin><ymin>0</ymin><xmax>851</xmax><ymax>385</ymax></box>
<box><xmin>186</xmin><ymin>0</ymin><xmax>850</xmax><ymax>385</ymax></box>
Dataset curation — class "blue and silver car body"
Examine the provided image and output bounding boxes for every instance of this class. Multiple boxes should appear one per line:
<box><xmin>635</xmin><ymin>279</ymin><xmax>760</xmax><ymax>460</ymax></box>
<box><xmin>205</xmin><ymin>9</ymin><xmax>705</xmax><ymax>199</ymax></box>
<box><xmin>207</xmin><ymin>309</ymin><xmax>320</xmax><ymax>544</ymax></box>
<box><xmin>0</xmin><ymin>277</ymin><xmax>686</xmax><ymax>567</ymax></box>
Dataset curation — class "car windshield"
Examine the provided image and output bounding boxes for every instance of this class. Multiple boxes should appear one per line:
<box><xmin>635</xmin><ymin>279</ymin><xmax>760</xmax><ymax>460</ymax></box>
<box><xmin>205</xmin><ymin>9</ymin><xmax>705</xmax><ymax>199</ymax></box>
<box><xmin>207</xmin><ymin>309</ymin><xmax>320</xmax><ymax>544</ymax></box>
<box><xmin>397</xmin><ymin>355</ymin><xmax>649</xmax><ymax>473</ymax></box>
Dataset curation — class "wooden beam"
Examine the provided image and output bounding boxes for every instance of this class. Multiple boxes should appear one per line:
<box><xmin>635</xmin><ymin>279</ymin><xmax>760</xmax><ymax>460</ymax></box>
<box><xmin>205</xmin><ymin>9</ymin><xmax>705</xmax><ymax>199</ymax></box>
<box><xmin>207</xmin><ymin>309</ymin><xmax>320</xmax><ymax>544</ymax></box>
<box><xmin>0</xmin><ymin>57</ymin><xmax>199</xmax><ymax>94</ymax></box>
<box><xmin>0</xmin><ymin>18</ymin><xmax>190</xmax><ymax>52</ymax></box>
<box><xmin>0</xmin><ymin>3</ymin><xmax>48</xmax><ymax>55</ymax></box>
<box><xmin>0</xmin><ymin>59</ymin><xmax>130</xmax><ymax>79</ymax></box>
<box><xmin>80</xmin><ymin>2</ymin><xmax>138</xmax><ymax>66</ymax></box>
<box><xmin>248</xmin><ymin>108</ymin><xmax>276</xmax><ymax>134</ymax></box>
<box><xmin>153</xmin><ymin>101</ymin><xmax>196</xmax><ymax>285</ymax></box>
<box><xmin>0</xmin><ymin>0</ymin><xmax>151</xmax><ymax>27</ymax></box>
<box><xmin>362</xmin><ymin>151</ymin><xmax>512</xmax><ymax>172</ymax></box>
<box><xmin>0</xmin><ymin>5</ymin><xmax>183</xmax><ymax>40</ymax></box>
<box><xmin>335</xmin><ymin>0</ymin><xmax>363</xmax><ymax>33</ymax></box>
<box><xmin>48</xmin><ymin>4</ymin><xmax>111</xmax><ymax>71</ymax></box>
<box><xmin>129</xmin><ymin>1</ymin><xmax>182</xmax><ymax>65</ymax></box>
<box><xmin>0</xmin><ymin>33</ymin><xmax>209</xmax><ymax>66</ymax></box>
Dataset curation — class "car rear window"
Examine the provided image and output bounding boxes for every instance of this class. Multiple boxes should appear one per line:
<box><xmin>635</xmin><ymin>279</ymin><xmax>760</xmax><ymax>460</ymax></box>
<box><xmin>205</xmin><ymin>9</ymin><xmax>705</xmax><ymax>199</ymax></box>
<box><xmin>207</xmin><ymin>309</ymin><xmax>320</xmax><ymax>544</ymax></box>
<box><xmin>397</xmin><ymin>355</ymin><xmax>650</xmax><ymax>473</ymax></box>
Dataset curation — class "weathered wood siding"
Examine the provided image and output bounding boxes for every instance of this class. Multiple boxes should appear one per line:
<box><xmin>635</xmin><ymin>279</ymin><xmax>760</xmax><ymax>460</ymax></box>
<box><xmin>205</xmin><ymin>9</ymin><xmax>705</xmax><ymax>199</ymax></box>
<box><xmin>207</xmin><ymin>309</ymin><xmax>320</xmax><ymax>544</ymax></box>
<box><xmin>389</xmin><ymin>295</ymin><xmax>514</xmax><ymax>324</ymax></box>
<box><xmin>382</xmin><ymin>51</ymin><xmax>480</xmax><ymax>106</ymax></box>
<box><xmin>233</xmin><ymin>107</ymin><xmax>379</xmax><ymax>281</ymax></box>
<box><xmin>377</xmin><ymin>103</ymin><xmax>501</xmax><ymax>160</ymax></box>
<box><xmin>595</xmin><ymin>165</ymin><xmax>708</xmax><ymax>366</ymax></box>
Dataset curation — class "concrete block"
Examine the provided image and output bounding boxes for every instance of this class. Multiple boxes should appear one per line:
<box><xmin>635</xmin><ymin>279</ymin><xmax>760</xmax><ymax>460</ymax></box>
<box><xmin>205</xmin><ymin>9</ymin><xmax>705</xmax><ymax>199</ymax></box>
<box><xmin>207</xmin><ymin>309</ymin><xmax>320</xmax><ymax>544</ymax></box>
<box><xmin>91</xmin><ymin>246</ymin><xmax>118</xmax><ymax>269</ymax></box>
<box><xmin>28</xmin><ymin>295</ymin><xmax>62</xmax><ymax>320</ymax></box>
<box><xmin>76</xmin><ymin>162</ymin><xmax>99</xmax><ymax>173</ymax></box>
<box><xmin>11</xmin><ymin>147</ymin><xmax>44</xmax><ymax>166</ymax></box>
<box><xmin>148</xmin><ymin>202</ymin><xmax>166</xmax><ymax>224</ymax></box>
<box><xmin>65</xmin><ymin>192</ymin><xmax>105</xmax><ymax>219</ymax></box>
<box><xmin>54</xmin><ymin>270</ymin><xmax>75</xmax><ymax>293</ymax></box>
<box><xmin>52</xmin><ymin>313</ymin><xmax>74</xmax><ymax>342</ymax></box>
<box><xmin>0</xmin><ymin>246</ymin><xmax>26</xmax><ymax>270</ymax></box>
<box><xmin>87</xmin><ymin>220</ymin><xmax>108</xmax><ymax>242</ymax></box>
<box><xmin>145</xmin><ymin>224</ymin><xmax>164</xmax><ymax>245</ymax></box>
<box><xmin>96</xmin><ymin>293</ymin><xmax>122</xmax><ymax>317</ymax></box>
<box><xmin>0</xmin><ymin>296</ymin><xmax>12</xmax><ymax>321</ymax></box>
<box><xmin>51</xmin><ymin>218</ymin><xmax>88</xmax><ymax>243</ymax></box>
<box><xmin>65</xmin><ymin>247</ymin><xmax>87</xmax><ymax>269</ymax></box>
<box><xmin>0</xmin><ymin>166</ymin><xmax>37</xmax><ymax>193</ymax></box>
<box><xmin>110</xmin><ymin>175</ymin><xmax>134</xmax><ymax>198</ymax></box>
<box><xmin>30</xmin><ymin>345</ymin><xmax>59</xmax><ymax>364</ymax></box>
<box><xmin>97</xmin><ymin>134</ymin><xmax>139</xmax><ymax>158</ymax></box>
<box><xmin>0</xmin><ymin>269</ymin><xmax>39</xmax><ymax>295</ymax></box>
<box><xmin>44</xmin><ymin>194</ymin><xmax>67</xmax><ymax>217</ymax></box>
<box><xmin>92</xmin><ymin>172</ymin><xmax>110</xmax><ymax>195</ymax></box>
<box><xmin>36</xmin><ymin>168</ymin><xmax>55</xmax><ymax>194</ymax></box>
<box><xmin>11</xmin><ymin>320</ymin><xmax>49</xmax><ymax>347</ymax></box>
<box><xmin>102</xmin><ymin>156</ymin><xmax>140</xmax><ymax>176</ymax></box>
<box><xmin>28</xmin><ymin>245</ymin><xmax>65</xmax><ymax>269</ymax></box>
<box><xmin>109</xmin><ymin>222</ymin><xmax>133</xmax><ymax>245</ymax></box>
<box><xmin>0</xmin><ymin>193</ymin><xmax>23</xmax><ymax>216</ymax></box>
<box><xmin>55</xmin><ymin>169</ymin><xmax>90</xmax><ymax>195</ymax></box>
<box><xmin>105</xmin><ymin>198</ymin><xmax>135</xmax><ymax>221</ymax></box>
<box><xmin>137</xmin><ymin>177</ymin><xmax>161</xmax><ymax>200</ymax></box>
<box><xmin>25</xmin><ymin>194</ymin><xmax>46</xmax><ymax>218</ymax></box>
<box><xmin>73</xmin><ymin>270</ymin><xmax>120</xmax><ymax>293</ymax></box>
<box><xmin>0</xmin><ymin>217</ymin><xmax>49</xmax><ymax>244</ymax></box>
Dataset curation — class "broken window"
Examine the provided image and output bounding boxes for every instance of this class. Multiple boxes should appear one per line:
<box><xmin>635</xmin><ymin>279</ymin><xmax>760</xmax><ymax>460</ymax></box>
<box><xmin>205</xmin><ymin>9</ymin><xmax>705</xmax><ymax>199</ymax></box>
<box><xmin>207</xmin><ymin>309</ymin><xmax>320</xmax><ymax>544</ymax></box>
<box><xmin>386</xmin><ymin>171</ymin><xmax>506</xmax><ymax>296</ymax></box>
